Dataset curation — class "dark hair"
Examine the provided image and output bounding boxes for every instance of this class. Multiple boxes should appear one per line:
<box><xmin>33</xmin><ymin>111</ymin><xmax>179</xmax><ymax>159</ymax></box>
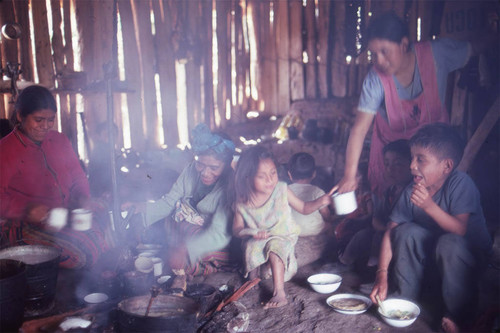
<box><xmin>383</xmin><ymin>139</ymin><xmax>411</xmax><ymax>162</ymax></box>
<box><xmin>409</xmin><ymin>123</ymin><xmax>465</xmax><ymax>169</ymax></box>
<box><xmin>288</xmin><ymin>152</ymin><xmax>316</xmax><ymax>180</ymax></box>
<box><xmin>365</xmin><ymin>11</ymin><xmax>409</xmax><ymax>44</ymax></box>
<box><xmin>234</xmin><ymin>146</ymin><xmax>277</xmax><ymax>204</ymax></box>
<box><xmin>12</xmin><ymin>85</ymin><xmax>57</xmax><ymax>125</ymax></box>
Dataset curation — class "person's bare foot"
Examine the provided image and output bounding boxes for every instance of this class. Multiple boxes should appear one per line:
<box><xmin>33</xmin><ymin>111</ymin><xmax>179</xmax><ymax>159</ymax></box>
<box><xmin>263</xmin><ymin>294</ymin><xmax>288</xmax><ymax>309</ymax></box>
<box><xmin>442</xmin><ymin>317</ymin><xmax>460</xmax><ymax>333</ymax></box>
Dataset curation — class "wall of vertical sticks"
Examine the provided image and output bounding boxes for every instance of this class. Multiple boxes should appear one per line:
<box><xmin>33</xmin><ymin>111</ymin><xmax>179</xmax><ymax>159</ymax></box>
<box><xmin>0</xmin><ymin>0</ymin><xmax>496</xmax><ymax>163</ymax></box>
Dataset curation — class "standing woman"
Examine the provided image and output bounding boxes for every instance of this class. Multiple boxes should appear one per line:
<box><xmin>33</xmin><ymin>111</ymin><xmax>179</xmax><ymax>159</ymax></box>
<box><xmin>335</xmin><ymin>11</ymin><xmax>473</xmax><ymax>195</ymax></box>
<box><xmin>0</xmin><ymin>85</ymin><xmax>108</xmax><ymax>269</ymax></box>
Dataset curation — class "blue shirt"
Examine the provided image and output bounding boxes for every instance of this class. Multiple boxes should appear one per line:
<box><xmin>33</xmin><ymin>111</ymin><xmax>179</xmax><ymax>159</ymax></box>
<box><xmin>390</xmin><ymin>170</ymin><xmax>492</xmax><ymax>255</ymax></box>
<box><xmin>358</xmin><ymin>38</ymin><xmax>472</xmax><ymax>120</ymax></box>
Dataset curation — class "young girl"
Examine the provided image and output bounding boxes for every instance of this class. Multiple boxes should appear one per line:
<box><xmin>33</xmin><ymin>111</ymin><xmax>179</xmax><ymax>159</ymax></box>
<box><xmin>233</xmin><ymin>146</ymin><xmax>333</xmax><ymax>309</ymax></box>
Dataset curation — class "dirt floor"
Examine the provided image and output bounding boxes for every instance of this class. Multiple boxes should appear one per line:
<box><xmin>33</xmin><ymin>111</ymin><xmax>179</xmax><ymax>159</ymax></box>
<box><xmin>23</xmin><ymin>251</ymin><xmax>498</xmax><ymax>333</ymax></box>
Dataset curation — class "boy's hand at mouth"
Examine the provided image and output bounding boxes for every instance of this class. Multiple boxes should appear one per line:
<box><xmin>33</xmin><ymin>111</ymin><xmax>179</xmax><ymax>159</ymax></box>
<box><xmin>411</xmin><ymin>183</ymin><xmax>434</xmax><ymax>210</ymax></box>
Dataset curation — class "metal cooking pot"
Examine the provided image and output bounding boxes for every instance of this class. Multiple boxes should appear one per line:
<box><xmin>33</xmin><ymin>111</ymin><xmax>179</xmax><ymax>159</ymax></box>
<box><xmin>117</xmin><ymin>294</ymin><xmax>199</xmax><ymax>332</ymax></box>
<box><xmin>0</xmin><ymin>259</ymin><xmax>27</xmax><ymax>332</ymax></box>
<box><xmin>0</xmin><ymin>245</ymin><xmax>61</xmax><ymax>317</ymax></box>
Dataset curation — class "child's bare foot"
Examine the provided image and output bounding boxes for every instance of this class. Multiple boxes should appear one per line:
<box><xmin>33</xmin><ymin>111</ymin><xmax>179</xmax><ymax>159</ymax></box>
<box><xmin>442</xmin><ymin>317</ymin><xmax>460</xmax><ymax>333</ymax></box>
<box><xmin>263</xmin><ymin>294</ymin><xmax>288</xmax><ymax>309</ymax></box>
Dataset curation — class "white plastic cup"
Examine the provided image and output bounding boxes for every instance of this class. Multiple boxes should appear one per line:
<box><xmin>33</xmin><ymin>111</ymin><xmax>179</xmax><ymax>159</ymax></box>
<box><xmin>47</xmin><ymin>207</ymin><xmax>68</xmax><ymax>231</ymax></box>
<box><xmin>71</xmin><ymin>208</ymin><xmax>92</xmax><ymax>231</ymax></box>
<box><xmin>152</xmin><ymin>257</ymin><xmax>163</xmax><ymax>277</ymax></box>
<box><xmin>332</xmin><ymin>191</ymin><xmax>358</xmax><ymax>215</ymax></box>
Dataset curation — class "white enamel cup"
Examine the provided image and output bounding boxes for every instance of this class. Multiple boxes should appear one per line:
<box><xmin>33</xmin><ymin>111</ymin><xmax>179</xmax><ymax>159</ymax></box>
<box><xmin>71</xmin><ymin>208</ymin><xmax>92</xmax><ymax>231</ymax></box>
<box><xmin>47</xmin><ymin>207</ymin><xmax>68</xmax><ymax>231</ymax></box>
<box><xmin>332</xmin><ymin>191</ymin><xmax>357</xmax><ymax>215</ymax></box>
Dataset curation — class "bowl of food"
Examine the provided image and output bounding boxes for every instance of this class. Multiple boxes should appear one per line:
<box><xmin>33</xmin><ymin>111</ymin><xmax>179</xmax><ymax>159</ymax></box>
<box><xmin>307</xmin><ymin>273</ymin><xmax>342</xmax><ymax>294</ymax></box>
<box><xmin>377</xmin><ymin>298</ymin><xmax>420</xmax><ymax>328</ymax></box>
<box><xmin>326</xmin><ymin>293</ymin><xmax>372</xmax><ymax>314</ymax></box>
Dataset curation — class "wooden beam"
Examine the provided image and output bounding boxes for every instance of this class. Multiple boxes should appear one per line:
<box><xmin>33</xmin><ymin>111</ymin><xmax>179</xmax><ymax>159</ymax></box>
<box><xmin>134</xmin><ymin>0</ymin><xmax>159</xmax><ymax>148</ymax></box>
<box><xmin>119</xmin><ymin>0</ymin><xmax>146</xmax><ymax>150</ymax></box>
<box><xmin>0</xmin><ymin>0</ymin><xmax>18</xmax><ymax>66</ymax></box>
<box><xmin>201</xmin><ymin>0</ymin><xmax>215</xmax><ymax>129</ymax></box>
<box><xmin>275</xmin><ymin>0</ymin><xmax>290</xmax><ymax>114</ymax></box>
<box><xmin>186</xmin><ymin>0</ymin><xmax>203</xmax><ymax>128</ymax></box>
<box><xmin>216</xmin><ymin>0</ymin><xmax>229</xmax><ymax>127</ymax></box>
<box><xmin>31</xmin><ymin>0</ymin><xmax>55</xmax><ymax>88</ymax></box>
<box><xmin>289</xmin><ymin>0</ymin><xmax>304</xmax><ymax>102</ymax></box>
<box><xmin>13</xmin><ymin>0</ymin><xmax>33</xmax><ymax>82</ymax></box>
<box><xmin>317</xmin><ymin>0</ymin><xmax>330</xmax><ymax>99</ymax></box>
<box><xmin>330</xmin><ymin>0</ymin><xmax>347</xmax><ymax>98</ymax></box>
<box><xmin>153</xmin><ymin>0</ymin><xmax>178</xmax><ymax>147</ymax></box>
<box><xmin>304</xmin><ymin>0</ymin><xmax>317</xmax><ymax>99</ymax></box>
<box><xmin>257</xmin><ymin>1</ymin><xmax>277</xmax><ymax>114</ymax></box>
<box><xmin>50</xmin><ymin>0</ymin><xmax>64</xmax><ymax>75</ymax></box>
<box><xmin>458</xmin><ymin>97</ymin><xmax>500</xmax><ymax>172</ymax></box>
<box><xmin>233</xmin><ymin>0</ymin><xmax>245</xmax><ymax>123</ymax></box>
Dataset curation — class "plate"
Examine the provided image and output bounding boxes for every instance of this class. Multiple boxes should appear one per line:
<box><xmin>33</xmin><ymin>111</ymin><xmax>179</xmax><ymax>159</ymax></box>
<box><xmin>326</xmin><ymin>293</ymin><xmax>372</xmax><ymax>315</ymax></box>
<box><xmin>84</xmin><ymin>292</ymin><xmax>109</xmax><ymax>304</ymax></box>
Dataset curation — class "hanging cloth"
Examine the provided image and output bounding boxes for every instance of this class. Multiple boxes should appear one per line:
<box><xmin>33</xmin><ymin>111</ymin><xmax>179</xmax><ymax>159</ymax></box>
<box><xmin>368</xmin><ymin>41</ymin><xmax>449</xmax><ymax>195</ymax></box>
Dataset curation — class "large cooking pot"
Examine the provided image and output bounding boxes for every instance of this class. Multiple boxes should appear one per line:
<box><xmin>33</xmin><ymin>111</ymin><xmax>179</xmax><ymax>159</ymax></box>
<box><xmin>117</xmin><ymin>294</ymin><xmax>199</xmax><ymax>332</ymax></box>
<box><xmin>0</xmin><ymin>245</ymin><xmax>61</xmax><ymax>317</ymax></box>
<box><xmin>0</xmin><ymin>259</ymin><xmax>27</xmax><ymax>332</ymax></box>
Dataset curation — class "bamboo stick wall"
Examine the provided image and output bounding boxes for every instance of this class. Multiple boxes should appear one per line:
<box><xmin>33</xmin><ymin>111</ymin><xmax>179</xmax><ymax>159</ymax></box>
<box><xmin>0</xmin><ymin>0</ymin><xmax>496</xmax><ymax>160</ymax></box>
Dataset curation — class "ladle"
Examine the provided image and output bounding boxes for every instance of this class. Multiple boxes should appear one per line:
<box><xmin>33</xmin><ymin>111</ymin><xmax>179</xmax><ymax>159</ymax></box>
<box><xmin>145</xmin><ymin>285</ymin><xmax>161</xmax><ymax>317</ymax></box>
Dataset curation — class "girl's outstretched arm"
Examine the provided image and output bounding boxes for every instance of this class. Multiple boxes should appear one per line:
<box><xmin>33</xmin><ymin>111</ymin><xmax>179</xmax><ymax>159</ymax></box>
<box><xmin>287</xmin><ymin>188</ymin><xmax>333</xmax><ymax>215</ymax></box>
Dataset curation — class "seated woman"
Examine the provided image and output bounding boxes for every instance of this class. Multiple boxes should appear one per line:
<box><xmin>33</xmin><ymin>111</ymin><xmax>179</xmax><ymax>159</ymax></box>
<box><xmin>124</xmin><ymin>124</ymin><xmax>236</xmax><ymax>285</ymax></box>
<box><xmin>0</xmin><ymin>85</ymin><xmax>108</xmax><ymax>269</ymax></box>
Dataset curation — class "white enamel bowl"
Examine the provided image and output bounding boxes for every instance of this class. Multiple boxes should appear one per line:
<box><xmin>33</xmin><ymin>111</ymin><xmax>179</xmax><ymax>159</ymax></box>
<box><xmin>307</xmin><ymin>273</ymin><xmax>342</xmax><ymax>294</ymax></box>
<box><xmin>378</xmin><ymin>298</ymin><xmax>420</xmax><ymax>328</ymax></box>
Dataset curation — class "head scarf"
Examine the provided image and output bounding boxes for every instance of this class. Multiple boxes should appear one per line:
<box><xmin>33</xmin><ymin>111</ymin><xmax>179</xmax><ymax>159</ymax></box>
<box><xmin>191</xmin><ymin>123</ymin><xmax>235</xmax><ymax>156</ymax></box>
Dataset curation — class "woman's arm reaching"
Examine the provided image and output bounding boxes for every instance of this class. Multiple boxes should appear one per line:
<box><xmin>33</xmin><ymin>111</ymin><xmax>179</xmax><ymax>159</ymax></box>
<box><xmin>334</xmin><ymin>112</ymin><xmax>375</xmax><ymax>194</ymax></box>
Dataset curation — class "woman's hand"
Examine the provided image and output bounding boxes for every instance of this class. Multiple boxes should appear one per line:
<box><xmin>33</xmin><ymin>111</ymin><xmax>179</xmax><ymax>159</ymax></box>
<box><xmin>25</xmin><ymin>204</ymin><xmax>50</xmax><ymax>225</ymax></box>
<box><xmin>370</xmin><ymin>270</ymin><xmax>389</xmax><ymax>304</ymax></box>
<box><xmin>334</xmin><ymin>175</ymin><xmax>359</xmax><ymax>194</ymax></box>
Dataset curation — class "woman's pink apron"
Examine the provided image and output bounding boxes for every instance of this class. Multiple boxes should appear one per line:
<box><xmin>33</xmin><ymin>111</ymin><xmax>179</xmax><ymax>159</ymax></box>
<box><xmin>368</xmin><ymin>41</ymin><xmax>449</xmax><ymax>195</ymax></box>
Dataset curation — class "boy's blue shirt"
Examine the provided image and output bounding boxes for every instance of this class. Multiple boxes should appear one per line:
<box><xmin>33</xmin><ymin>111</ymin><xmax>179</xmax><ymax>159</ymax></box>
<box><xmin>390</xmin><ymin>170</ymin><xmax>492</xmax><ymax>255</ymax></box>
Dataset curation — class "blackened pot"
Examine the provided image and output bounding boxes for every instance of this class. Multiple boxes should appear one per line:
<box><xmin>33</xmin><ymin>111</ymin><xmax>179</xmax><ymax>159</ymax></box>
<box><xmin>117</xmin><ymin>294</ymin><xmax>199</xmax><ymax>332</ymax></box>
<box><xmin>0</xmin><ymin>245</ymin><xmax>61</xmax><ymax>317</ymax></box>
<box><xmin>0</xmin><ymin>259</ymin><xmax>27</xmax><ymax>332</ymax></box>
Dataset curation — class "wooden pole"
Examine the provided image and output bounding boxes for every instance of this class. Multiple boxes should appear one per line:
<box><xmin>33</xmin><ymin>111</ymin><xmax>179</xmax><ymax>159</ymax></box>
<box><xmin>289</xmin><ymin>0</ymin><xmax>304</xmax><ymax>102</ymax></box>
<box><xmin>317</xmin><ymin>0</ymin><xmax>330</xmax><ymax>99</ymax></box>
<box><xmin>304</xmin><ymin>0</ymin><xmax>317</xmax><ymax>99</ymax></box>
<box><xmin>458</xmin><ymin>97</ymin><xmax>500</xmax><ymax>172</ymax></box>
<box><xmin>276</xmin><ymin>0</ymin><xmax>291</xmax><ymax>114</ymax></box>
